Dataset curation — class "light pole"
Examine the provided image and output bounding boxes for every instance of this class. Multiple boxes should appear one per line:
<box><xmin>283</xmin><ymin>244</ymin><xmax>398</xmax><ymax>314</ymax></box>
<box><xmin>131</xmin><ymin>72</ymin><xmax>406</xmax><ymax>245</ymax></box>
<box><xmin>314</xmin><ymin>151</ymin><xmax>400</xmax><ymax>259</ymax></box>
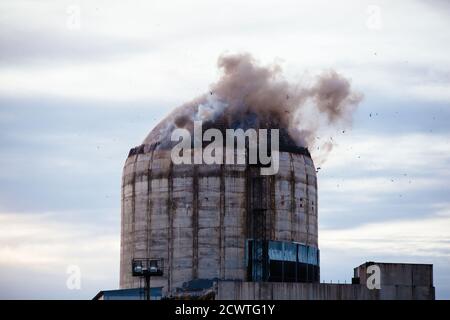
<box><xmin>132</xmin><ymin>258</ymin><xmax>164</xmax><ymax>300</ymax></box>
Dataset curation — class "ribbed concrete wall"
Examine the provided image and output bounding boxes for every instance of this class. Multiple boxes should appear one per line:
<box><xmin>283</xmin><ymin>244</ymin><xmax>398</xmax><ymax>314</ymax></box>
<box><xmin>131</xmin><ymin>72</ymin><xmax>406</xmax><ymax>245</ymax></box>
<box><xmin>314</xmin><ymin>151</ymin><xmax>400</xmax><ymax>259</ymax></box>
<box><xmin>354</xmin><ymin>262</ymin><xmax>433</xmax><ymax>287</ymax></box>
<box><xmin>120</xmin><ymin>145</ymin><xmax>318</xmax><ymax>294</ymax></box>
<box><xmin>217</xmin><ymin>281</ymin><xmax>435</xmax><ymax>300</ymax></box>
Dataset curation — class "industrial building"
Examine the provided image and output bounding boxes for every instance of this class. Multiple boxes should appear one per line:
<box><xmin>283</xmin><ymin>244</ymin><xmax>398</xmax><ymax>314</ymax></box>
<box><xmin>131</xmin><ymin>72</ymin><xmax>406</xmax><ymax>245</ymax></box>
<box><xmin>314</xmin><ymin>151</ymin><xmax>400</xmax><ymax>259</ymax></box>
<box><xmin>94</xmin><ymin>113</ymin><xmax>436</xmax><ymax>300</ymax></box>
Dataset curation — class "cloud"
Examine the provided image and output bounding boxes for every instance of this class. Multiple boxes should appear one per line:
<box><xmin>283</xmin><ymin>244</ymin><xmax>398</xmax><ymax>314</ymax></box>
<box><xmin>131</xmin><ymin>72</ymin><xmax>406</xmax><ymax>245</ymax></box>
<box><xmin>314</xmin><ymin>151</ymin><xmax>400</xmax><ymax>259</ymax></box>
<box><xmin>0</xmin><ymin>29</ymin><xmax>154</xmax><ymax>66</ymax></box>
<box><xmin>1</xmin><ymin>0</ymin><xmax>450</xmax><ymax>103</ymax></box>
<box><xmin>317</xmin><ymin>132</ymin><xmax>450</xmax><ymax>229</ymax></box>
<box><xmin>0</xmin><ymin>211</ymin><xmax>119</xmax><ymax>298</ymax></box>
<box><xmin>0</xmin><ymin>212</ymin><xmax>118</xmax><ymax>270</ymax></box>
<box><xmin>316</xmin><ymin>132</ymin><xmax>450</xmax><ymax>174</ymax></box>
<box><xmin>433</xmin><ymin>203</ymin><xmax>450</xmax><ymax>217</ymax></box>
<box><xmin>321</xmin><ymin>214</ymin><xmax>450</xmax><ymax>257</ymax></box>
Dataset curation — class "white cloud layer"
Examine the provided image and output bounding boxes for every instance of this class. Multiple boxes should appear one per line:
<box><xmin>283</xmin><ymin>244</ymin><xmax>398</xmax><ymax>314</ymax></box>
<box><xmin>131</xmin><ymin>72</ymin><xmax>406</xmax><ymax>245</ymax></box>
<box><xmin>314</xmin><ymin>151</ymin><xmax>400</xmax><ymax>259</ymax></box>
<box><xmin>321</xmin><ymin>212</ymin><xmax>450</xmax><ymax>257</ymax></box>
<box><xmin>1</xmin><ymin>0</ymin><xmax>449</xmax><ymax>102</ymax></box>
<box><xmin>0</xmin><ymin>212</ymin><xmax>119</xmax><ymax>298</ymax></box>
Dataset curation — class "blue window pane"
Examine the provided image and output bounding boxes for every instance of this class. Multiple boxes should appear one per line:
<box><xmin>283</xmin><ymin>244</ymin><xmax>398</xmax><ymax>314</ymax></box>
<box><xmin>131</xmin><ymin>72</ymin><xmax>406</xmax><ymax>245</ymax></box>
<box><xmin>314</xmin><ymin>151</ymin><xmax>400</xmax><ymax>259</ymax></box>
<box><xmin>283</xmin><ymin>242</ymin><xmax>297</xmax><ymax>262</ymax></box>
<box><xmin>308</xmin><ymin>247</ymin><xmax>317</xmax><ymax>265</ymax></box>
<box><xmin>298</xmin><ymin>245</ymin><xmax>308</xmax><ymax>263</ymax></box>
<box><xmin>268</xmin><ymin>241</ymin><xmax>283</xmax><ymax>260</ymax></box>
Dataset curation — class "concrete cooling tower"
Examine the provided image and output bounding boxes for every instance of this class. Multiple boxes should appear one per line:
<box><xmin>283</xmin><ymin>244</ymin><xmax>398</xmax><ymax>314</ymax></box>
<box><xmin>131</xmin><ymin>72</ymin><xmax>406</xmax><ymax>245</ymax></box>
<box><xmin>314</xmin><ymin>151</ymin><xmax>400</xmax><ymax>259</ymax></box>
<box><xmin>120</xmin><ymin>118</ymin><xmax>320</xmax><ymax>296</ymax></box>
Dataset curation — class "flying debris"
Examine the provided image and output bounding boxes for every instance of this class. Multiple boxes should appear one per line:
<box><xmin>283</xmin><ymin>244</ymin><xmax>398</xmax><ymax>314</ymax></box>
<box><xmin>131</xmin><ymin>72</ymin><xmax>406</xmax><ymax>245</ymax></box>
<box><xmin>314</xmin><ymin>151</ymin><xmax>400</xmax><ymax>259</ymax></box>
<box><xmin>144</xmin><ymin>53</ymin><xmax>362</xmax><ymax>159</ymax></box>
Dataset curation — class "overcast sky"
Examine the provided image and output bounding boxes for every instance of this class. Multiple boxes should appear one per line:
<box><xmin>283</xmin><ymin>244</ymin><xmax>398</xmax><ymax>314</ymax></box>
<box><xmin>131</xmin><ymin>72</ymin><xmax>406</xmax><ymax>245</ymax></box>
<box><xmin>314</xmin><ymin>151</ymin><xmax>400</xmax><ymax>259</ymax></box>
<box><xmin>0</xmin><ymin>0</ymin><xmax>449</xmax><ymax>299</ymax></box>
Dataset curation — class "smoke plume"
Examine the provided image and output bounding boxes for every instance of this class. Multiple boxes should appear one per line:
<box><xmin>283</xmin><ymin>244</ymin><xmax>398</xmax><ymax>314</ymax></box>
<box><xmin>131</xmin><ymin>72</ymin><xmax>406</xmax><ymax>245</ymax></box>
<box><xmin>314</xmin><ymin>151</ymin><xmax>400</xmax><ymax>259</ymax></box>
<box><xmin>144</xmin><ymin>53</ymin><xmax>362</xmax><ymax>161</ymax></box>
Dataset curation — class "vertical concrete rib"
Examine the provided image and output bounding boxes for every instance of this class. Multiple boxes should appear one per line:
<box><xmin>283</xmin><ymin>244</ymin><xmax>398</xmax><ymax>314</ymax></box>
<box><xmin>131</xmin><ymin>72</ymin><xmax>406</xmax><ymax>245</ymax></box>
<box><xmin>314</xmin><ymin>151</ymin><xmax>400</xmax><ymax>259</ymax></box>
<box><xmin>167</xmin><ymin>160</ymin><xmax>173</xmax><ymax>291</ymax></box>
<box><xmin>304</xmin><ymin>155</ymin><xmax>310</xmax><ymax>246</ymax></box>
<box><xmin>219</xmin><ymin>162</ymin><xmax>225</xmax><ymax>279</ymax></box>
<box><xmin>131</xmin><ymin>154</ymin><xmax>139</xmax><ymax>264</ymax></box>
<box><xmin>146</xmin><ymin>148</ymin><xmax>155</xmax><ymax>259</ymax></box>
<box><xmin>269</xmin><ymin>175</ymin><xmax>276</xmax><ymax>240</ymax></box>
<box><xmin>289</xmin><ymin>153</ymin><xmax>296</xmax><ymax>241</ymax></box>
<box><xmin>192</xmin><ymin>165</ymin><xmax>199</xmax><ymax>280</ymax></box>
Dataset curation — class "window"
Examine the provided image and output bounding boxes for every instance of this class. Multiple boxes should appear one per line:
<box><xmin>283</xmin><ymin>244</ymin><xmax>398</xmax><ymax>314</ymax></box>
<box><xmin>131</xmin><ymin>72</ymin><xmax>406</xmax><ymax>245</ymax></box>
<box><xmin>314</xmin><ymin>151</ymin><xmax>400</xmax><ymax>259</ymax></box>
<box><xmin>247</xmin><ymin>239</ymin><xmax>320</xmax><ymax>283</ymax></box>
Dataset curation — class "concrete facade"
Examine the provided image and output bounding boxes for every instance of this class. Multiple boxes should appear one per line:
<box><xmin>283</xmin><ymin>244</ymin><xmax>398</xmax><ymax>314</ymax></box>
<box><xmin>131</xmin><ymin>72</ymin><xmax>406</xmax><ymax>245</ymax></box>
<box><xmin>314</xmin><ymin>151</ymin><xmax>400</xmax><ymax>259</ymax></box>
<box><xmin>216</xmin><ymin>280</ymin><xmax>435</xmax><ymax>300</ymax></box>
<box><xmin>354</xmin><ymin>262</ymin><xmax>433</xmax><ymax>288</ymax></box>
<box><xmin>120</xmin><ymin>144</ymin><xmax>318</xmax><ymax>294</ymax></box>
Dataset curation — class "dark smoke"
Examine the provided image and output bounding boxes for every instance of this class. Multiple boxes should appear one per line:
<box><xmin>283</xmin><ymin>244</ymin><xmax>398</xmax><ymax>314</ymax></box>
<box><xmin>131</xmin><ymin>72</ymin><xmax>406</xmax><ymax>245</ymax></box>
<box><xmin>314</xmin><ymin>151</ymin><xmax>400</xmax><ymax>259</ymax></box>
<box><xmin>144</xmin><ymin>53</ymin><xmax>362</xmax><ymax>162</ymax></box>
